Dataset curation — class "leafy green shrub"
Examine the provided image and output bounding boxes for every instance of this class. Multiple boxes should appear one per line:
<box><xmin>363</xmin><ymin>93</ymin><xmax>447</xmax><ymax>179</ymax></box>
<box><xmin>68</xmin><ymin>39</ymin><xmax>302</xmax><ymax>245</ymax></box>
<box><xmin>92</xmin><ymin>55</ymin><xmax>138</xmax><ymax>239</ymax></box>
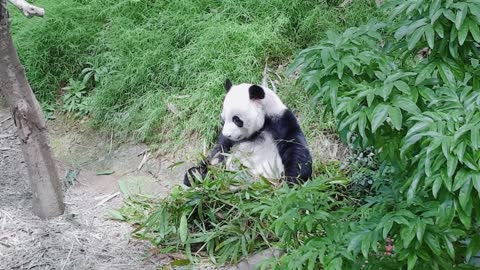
<box><xmin>61</xmin><ymin>79</ymin><xmax>89</xmax><ymax>117</ymax></box>
<box><xmin>289</xmin><ymin>0</ymin><xmax>480</xmax><ymax>268</ymax></box>
<box><xmin>113</xmin><ymin>166</ymin><xmax>350</xmax><ymax>266</ymax></box>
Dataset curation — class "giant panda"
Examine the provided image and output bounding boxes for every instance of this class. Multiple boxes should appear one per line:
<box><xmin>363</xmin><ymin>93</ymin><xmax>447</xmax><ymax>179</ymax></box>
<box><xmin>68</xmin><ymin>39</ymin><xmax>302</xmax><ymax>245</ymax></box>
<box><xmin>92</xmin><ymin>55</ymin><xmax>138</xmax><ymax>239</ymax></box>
<box><xmin>184</xmin><ymin>79</ymin><xmax>312</xmax><ymax>186</ymax></box>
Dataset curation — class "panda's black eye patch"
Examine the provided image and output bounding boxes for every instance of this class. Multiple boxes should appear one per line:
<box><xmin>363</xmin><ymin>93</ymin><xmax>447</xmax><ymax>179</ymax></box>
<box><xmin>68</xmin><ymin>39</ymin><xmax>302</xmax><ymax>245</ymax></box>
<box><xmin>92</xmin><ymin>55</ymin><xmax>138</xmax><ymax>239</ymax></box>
<box><xmin>232</xmin><ymin>116</ymin><xmax>243</xmax><ymax>127</ymax></box>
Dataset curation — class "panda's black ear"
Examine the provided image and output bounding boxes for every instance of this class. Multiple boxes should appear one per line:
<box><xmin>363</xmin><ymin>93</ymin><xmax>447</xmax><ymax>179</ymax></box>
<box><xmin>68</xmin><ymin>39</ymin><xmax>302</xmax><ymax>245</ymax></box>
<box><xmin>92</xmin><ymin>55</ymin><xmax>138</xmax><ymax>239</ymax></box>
<box><xmin>249</xmin><ymin>85</ymin><xmax>265</xmax><ymax>100</ymax></box>
<box><xmin>225</xmin><ymin>79</ymin><xmax>232</xmax><ymax>92</ymax></box>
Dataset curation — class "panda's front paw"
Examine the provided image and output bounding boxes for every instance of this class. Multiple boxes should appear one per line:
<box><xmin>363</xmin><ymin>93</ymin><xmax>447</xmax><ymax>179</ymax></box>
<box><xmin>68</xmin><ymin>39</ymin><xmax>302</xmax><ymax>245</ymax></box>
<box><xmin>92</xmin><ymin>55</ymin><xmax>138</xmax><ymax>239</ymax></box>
<box><xmin>183</xmin><ymin>163</ymin><xmax>208</xmax><ymax>187</ymax></box>
<box><xmin>284</xmin><ymin>176</ymin><xmax>301</xmax><ymax>186</ymax></box>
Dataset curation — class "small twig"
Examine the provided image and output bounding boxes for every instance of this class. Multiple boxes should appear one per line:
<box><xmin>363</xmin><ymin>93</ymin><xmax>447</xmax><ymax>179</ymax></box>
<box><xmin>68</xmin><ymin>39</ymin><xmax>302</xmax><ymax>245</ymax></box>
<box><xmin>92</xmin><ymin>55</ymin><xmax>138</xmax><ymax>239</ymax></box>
<box><xmin>137</xmin><ymin>150</ymin><xmax>146</xmax><ymax>157</ymax></box>
<box><xmin>0</xmin><ymin>116</ymin><xmax>12</xmax><ymax>124</ymax></box>
<box><xmin>27</xmin><ymin>249</ymin><xmax>47</xmax><ymax>269</ymax></box>
<box><xmin>7</xmin><ymin>0</ymin><xmax>45</xmax><ymax>17</ymax></box>
<box><xmin>0</xmin><ymin>147</ymin><xmax>11</xmax><ymax>151</ymax></box>
<box><xmin>60</xmin><ymin>243</ymin><xmax>74</xmax><ymax>270</ymax></box>
<box><xmin>94</xmin><ymin>193</ymin><xmax>112</xmax><ymax>201</ymax></box>
<box><xmin>93</xmin><ymin>192</ymin><xmax>120</xmax><ymax>209</ymax></box>
<box><xmin>137</xmin><ymin>151</ymin><xmax>150</xmax><ymax>171</ymax></box>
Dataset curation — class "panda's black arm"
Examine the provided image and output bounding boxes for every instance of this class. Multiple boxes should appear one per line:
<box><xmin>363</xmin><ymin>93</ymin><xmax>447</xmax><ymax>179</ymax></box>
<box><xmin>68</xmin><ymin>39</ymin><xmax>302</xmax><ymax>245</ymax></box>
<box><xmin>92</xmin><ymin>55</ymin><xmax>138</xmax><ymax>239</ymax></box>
<box><xmin>271</xmin><ymin>110</ymin><xmax>312</xmax><ymax>185</ymax></box>
<box><xmin>207</xmin><ymin>133</ymin><xmax>234</xmax><ymax>165</ymax></box>
<box><xmin>183</xmin><ymin>132</ymin><xmax>233</xmax><ymax>186</ymax></box>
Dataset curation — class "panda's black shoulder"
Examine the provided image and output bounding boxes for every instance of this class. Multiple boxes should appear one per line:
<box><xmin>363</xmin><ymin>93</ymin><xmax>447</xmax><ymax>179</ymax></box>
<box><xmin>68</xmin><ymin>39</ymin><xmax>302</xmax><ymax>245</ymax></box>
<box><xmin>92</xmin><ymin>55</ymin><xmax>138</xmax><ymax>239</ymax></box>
<box><xmin>264</xmin><ymin>109</ymin><xmax>306</xmax><ymax>142</ymax></box>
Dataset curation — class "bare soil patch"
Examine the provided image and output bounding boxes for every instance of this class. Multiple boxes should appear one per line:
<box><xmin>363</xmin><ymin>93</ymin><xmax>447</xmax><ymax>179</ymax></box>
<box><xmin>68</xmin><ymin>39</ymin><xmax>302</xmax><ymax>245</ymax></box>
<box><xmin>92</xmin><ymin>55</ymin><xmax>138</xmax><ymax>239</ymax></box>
<box><xmin>0</xmin><ymin>101</ymin><xmax>192</xmax><ymax>270</ymax></box>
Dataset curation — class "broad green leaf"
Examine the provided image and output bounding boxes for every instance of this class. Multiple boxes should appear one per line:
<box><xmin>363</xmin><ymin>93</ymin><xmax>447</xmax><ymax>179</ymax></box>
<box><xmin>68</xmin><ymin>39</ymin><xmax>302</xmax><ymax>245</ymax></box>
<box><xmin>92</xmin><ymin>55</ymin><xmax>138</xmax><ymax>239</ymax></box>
<box><xmin>388</xmin><ymin>106</ymin><xmax>403</xmax><ymax>130</ymax></box>
<box><xmin>471</xmin><ymin>127</ymin><xmax>479</xmax><ymax>150</ymax></box>
<box><xmin>339</xmin><ymin>112</ymin><xmax>360</xmax><ymax>131</ymax></box>
<box><xmin>459</xmin><ymin>178</ymin><xmax>472</xmax><ymax>211</ymax></box>
<box><xmin>401</xmin><ymin>226</ymin><xmax>416</xmax><ymax>248</ymax></box>
<box><xmin>408</xmin><ymin>253</ymin><xmax>418</xmax><ymax>270</ymax></box>
<box><xmin>425</xmin><ymin>233</ymin><xmax>442</xmax><ymax>255</ymax></box>
<box><xmin>442</xmin><ymin>169</ymin><xmax>453</xmax><ymax>191</ymax></box>
<box><xmin>383</xmin><ymin>219</ymin><xmax>393</xmax><ymax>239</ymax></box>
<box><xmin>438</xmin><ymin>63</ymin><xmax>456</xmax><ymax>86</ymax></box>
<box><xmin>466</xmin><ymin>235</ymin><xmax>480</xmax><ymax>262</ymax></box>
<box><xmin>358</xmin><ymin>112</ymin><xmax>368</xmax><ymax>143</ymax></box>
<box><xmin>458</xmin><ymin>18</ymin><xmax>470</xmax><ymax>45</ymax></box>
<box><xmin>438</xmin><ymin>200</ymin><xmax>454</xmax><ymax>227</ymax></box>
<box><xmin>448</xmin><ymin>39</ymin><xmax>458</xmax><ymax>59</ymax></box>
<box><xmin>444</xmin><ymin>236</ymin><xmax>455</xmax><ymax>259</ymax></box>
<box><xmin>429</xmin><ymin>0</ymin><xmax>442</xmax><ymax>17</ymax></box>
<box><xmin>416</xmin><ymin>220</ymin><xmax>426</xmax><ymax>242</ymax></box>
<box><xmin>361</xmin><ymin>233</ymin><xmax>370</xmax><ymax>258</ymax></box>
<box><xmin>337</xmin><ymin>61</ymin><xmax>344</xmax><ymax>79</ymax></box>
<box><xmin>394</xmin><ymin>80</ymin><xmax>410</xmax><ymax>93</ymax></box>
<box><xmin>434</xmin><ymin>23</ymin><xmax>445</xmax><ymax>38</ymax></box>
<box><xmin>425</xmin><ymin>24</ymin><xmax>435</xmax><ymax>49</ymax></box>
<box><xmin>392</xmin><ymin>96</ymin><xmax>421</xmax><ymax>114</ymax></box>
<box><xmin>463</xmin><ymin>152</ymin><xmax>478</xmax><ymax>170</ymax></box>
<box><xmin>470</xmin><ymin>14</ymin><xmax>480</xmax><ymax>42</ymax></box>
<box><xmin>395</xmin><ymin>25</ymin><xmax>410</xmax><ymax>40</ymax></box>
<box><xmin>447</xmin><ymin>156</ymin><xmax>458</xmax><ymax>177</ymax></box>
<box><xmin>321</xmin><ymin>49</ymin><xmax>330</xmax><ymax>64</ymax></box>
<box><xmin>408</xmin><ymin>27</ymin><xmax>425</xmax><ymax>50</ymax></box>
<box><xmin>179</xmin><ymin>214</ymin><xmax>188</xmax><ymax>243</ymax></box>
<box><xmin>328</xmin><ymin>257</ymin><xmax>342</xmax><ymax>270</ymax></box>
<box><xmin>472</xmin><ymin>173</ymin><xmax>480</xmax><ymax>197</ymax></box>
<box><xmin>347</xmin><ymin>234</ymin><xmax>363</xmax><ymax>252</ymax></box>
<box><xmin>371</xmin><ymin>104</ymin><xmax>389</xmax><ymax>132</ymax></box>
<box><xmin>456</xmin><ymin>141</ymin><xmax>466</xmax><ymax>163</ymax></box>
<box><xmin>443</xmin><ymin>9</ymin><xmax>456</xmax><ymax>23</ymax></box>
<box><xmin>457</xmin><ymin>204</ymin><xmax>472</xmax><ymax>229</ymax></box>
<box><xmin>453</xmin><ymin>169</ymin><xmax>469</xmax><ymax>191</ymax></box>
<box><xmin>365</xmin><ymin>91</ymin><xmax>375</xmax><ymax>106</ymax></box>
<box><xmin>432</xmin><ymin>175</ymin><xmax>442</xmax><ymax>198</ymax></box>
<box><xmin>455</xmin><ymin>4</ymin><xmax>468</xmax><ymax>30</ymax></box>
<box><xmin>469</xmin><ymin>3</ymin><xmax>480</xmax><ymax>23</ymax></box>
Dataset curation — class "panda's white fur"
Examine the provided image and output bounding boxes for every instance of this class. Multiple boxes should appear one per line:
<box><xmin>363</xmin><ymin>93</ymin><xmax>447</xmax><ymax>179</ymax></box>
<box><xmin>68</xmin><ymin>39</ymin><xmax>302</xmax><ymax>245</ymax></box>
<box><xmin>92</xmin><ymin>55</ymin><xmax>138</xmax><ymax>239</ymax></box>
<box><xmin>225</xmin><ymin>132</ymin><xmax>284</xmax><ymax>179</ymax></box>
<box><xmin>220</xmin><ymin>84</ymin><xmax>286</xmax><ymax>179</ymax></box>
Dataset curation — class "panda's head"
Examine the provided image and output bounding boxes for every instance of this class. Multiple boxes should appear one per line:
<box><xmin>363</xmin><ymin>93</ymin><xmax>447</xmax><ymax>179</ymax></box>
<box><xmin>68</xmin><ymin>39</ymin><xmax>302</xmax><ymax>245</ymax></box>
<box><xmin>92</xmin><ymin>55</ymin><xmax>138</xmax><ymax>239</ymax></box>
<box><xmin>220</xmin><ymin>79</ymin><xmax>268</xmax><ymax>141</ymax></box>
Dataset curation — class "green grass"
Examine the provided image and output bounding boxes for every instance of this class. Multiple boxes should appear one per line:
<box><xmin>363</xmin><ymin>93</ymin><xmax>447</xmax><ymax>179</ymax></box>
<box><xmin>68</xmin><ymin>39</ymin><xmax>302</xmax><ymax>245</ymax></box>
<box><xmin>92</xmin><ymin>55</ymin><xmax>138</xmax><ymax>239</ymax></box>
<box><xmin>10</xmin><ymin>0</ymin><xmax>382</xmax><ymax>151</ymax></box>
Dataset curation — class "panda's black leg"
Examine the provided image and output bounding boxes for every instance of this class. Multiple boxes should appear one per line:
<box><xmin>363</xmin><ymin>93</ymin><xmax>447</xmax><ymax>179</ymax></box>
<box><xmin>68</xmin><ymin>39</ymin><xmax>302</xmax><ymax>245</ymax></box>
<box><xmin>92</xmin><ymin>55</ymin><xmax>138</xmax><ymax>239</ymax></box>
<box><xmin>279</xmin><ymin>144</ymin><xmax>312</xmax><ymax>186</ymax></box>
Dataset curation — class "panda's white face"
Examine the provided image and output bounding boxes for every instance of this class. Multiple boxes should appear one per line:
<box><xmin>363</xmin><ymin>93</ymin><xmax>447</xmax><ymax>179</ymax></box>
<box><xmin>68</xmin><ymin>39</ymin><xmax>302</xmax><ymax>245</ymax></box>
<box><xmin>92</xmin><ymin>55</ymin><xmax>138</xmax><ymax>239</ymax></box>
<box><xmin>221</xmin><ymin>83</ymin><xmax>266</xmax><ymax>141</ymax></box>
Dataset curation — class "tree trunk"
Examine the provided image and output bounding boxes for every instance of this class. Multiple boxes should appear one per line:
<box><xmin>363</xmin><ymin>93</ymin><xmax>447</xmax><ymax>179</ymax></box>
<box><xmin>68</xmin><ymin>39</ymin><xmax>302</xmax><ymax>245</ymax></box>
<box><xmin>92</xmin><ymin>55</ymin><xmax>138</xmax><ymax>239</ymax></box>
<box><xmin>0</xmin><ymin>0</ymin><xmax>64</xmax><ymax>219</ymax></box>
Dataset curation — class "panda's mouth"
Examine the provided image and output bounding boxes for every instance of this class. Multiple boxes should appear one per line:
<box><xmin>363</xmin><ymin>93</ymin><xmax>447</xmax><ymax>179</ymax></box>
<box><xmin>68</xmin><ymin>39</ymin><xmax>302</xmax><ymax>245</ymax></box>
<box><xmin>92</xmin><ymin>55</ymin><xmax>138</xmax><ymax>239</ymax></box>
<box><xmin>231</xmin><ymin>135</ymin><xmax>243</xmax><ymax>141</ymax></box>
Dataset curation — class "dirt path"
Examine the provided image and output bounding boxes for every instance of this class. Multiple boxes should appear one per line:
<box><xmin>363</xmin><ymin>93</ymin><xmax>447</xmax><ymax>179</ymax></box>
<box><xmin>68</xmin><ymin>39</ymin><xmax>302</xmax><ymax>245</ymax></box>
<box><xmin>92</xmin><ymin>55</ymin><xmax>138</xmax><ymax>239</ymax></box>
<box><xmin>0</xmin><ymin>99</ymin><xmax>192</xmax><ymax>270</ymax></box>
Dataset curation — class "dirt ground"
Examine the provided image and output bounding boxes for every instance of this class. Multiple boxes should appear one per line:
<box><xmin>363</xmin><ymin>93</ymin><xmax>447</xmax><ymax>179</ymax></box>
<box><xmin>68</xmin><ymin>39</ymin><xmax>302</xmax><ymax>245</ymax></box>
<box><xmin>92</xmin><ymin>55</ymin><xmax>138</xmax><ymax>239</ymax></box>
<box><xmin>0</xmin><ymin>98</ymin><xmax>196</xmax><ymax>270</ymax></box>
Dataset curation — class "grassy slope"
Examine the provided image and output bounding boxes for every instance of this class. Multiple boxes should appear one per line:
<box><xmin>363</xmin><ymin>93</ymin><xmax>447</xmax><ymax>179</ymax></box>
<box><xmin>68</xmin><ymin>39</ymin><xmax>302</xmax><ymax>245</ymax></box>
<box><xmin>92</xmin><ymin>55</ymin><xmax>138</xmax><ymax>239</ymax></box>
<box><xmin>10</xmin><ymin>0</ymin><xmax>381</xmax><ymax>151</ymax></box>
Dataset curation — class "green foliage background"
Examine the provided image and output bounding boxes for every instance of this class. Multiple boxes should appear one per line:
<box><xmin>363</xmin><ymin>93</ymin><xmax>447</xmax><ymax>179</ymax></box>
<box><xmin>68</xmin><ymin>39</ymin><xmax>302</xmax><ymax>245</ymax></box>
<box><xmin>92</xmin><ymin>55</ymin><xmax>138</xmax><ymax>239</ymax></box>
<box><xmin>10</xmin><ymin>0</ymin><xmax>380</xmax><ymax>150</ymax></box>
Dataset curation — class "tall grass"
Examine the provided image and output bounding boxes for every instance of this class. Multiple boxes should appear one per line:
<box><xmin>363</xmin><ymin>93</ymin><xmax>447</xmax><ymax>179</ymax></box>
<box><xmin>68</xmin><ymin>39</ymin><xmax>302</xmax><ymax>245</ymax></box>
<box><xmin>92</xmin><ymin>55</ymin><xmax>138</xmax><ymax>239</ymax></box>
<box><xmin>10</xmin><ymin>0</ymin><xmax>381</xmax><ymax>150</ymax></box>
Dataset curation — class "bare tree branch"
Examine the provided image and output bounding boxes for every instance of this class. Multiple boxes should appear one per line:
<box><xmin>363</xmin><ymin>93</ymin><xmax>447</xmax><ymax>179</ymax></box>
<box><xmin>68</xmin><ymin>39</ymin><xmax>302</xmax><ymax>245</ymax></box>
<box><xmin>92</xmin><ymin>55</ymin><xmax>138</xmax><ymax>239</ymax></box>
<box><xmin>7</xmin><ymin>0</ymin><xmax>44</xmax><ymax>17</ymax></box>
